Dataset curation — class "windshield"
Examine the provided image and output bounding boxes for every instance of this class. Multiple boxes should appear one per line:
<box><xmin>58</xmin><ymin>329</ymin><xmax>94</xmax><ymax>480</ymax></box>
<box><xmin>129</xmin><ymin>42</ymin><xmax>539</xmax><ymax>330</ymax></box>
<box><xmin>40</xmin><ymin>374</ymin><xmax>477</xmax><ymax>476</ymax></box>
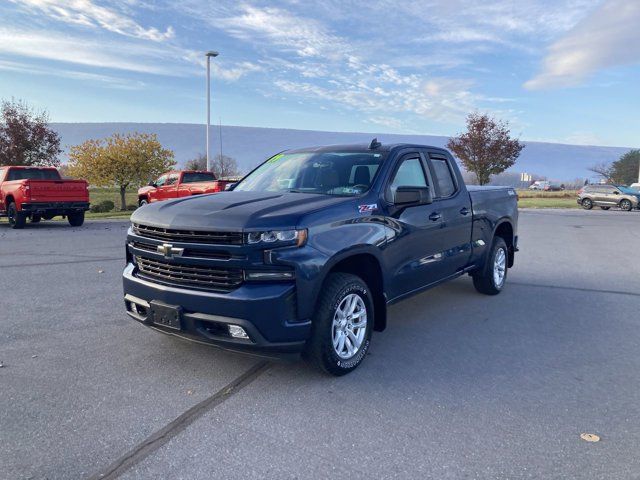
<box><xmin>234</xmin><ymin>150</ymin><xmax>386</xmax><ymax>196</ymax></box>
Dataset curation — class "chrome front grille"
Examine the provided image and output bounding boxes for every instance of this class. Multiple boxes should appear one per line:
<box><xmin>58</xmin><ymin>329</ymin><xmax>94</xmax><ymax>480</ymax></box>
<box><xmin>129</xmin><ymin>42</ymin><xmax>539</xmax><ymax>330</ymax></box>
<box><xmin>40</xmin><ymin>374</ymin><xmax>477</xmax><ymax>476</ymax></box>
<box><xmin>133</xmin><ymin>223</ymin><xmax>243</xmax><ymax>245</ymax></box>
<box><xmin>135</xmin><ymin>256</ymin><xmax>243</xmax><ymax>292</ymax></box>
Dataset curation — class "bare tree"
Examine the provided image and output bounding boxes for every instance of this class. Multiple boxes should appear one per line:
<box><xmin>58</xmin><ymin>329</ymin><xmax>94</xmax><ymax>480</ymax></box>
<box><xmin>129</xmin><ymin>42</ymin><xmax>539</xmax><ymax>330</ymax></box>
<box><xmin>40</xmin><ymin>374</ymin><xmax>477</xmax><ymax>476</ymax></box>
<box><xmin>185</xmin><ymin>153</ymin><xmax>207</xmax><ymax>171</ymax></box>
<box><xmin>447</xmin><ymin>112</ymin><xmax>524</xmax><ymax>185</ymax></box>
<box><xmin>184</xmin><ymin>153</ymin><xmax>239</xmax><ymax>178</ymax></box>
<box><xmin>211</xmin><ymin>154</ymin><xmax>240</xmax><ymax>178</ymax></box>
<box><xmin>588</xmin><ymin>162</ymin><xmax>614</xmax><ymax>183</ymax></box>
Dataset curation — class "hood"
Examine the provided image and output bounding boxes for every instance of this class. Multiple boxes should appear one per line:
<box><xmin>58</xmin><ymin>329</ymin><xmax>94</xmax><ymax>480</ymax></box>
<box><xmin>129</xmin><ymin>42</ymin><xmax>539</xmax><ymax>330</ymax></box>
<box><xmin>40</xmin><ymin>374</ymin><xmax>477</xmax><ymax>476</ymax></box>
<box><xmin>130</xmin><ymin>190</ymin><xmax>354</xmax><ymax>231</ymax></box>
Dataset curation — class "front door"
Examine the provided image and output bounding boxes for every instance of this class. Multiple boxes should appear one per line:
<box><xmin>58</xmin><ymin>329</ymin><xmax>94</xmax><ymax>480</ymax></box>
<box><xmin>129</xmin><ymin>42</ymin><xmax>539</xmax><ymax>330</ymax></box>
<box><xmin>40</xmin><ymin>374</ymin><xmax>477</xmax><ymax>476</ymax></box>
<box><xmin>382</xmin><ymin>152</ymin><xmax>449</xmax><ymax>300</ymax></box>
<box><xmin>156</xmin><ymin>173</ymin><xmax>179</xmax><ymax>201</ymax></box>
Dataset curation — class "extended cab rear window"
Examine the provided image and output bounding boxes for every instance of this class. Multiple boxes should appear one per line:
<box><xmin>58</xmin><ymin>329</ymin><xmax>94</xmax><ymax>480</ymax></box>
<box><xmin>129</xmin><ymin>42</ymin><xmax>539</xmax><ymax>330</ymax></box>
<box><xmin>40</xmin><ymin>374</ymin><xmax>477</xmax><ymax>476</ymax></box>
<box><xmin>7</xmin><ymin>168</ymin><xmax>61</xmax><ymax>181</ymax></box>
<box><xmin>182</xmin><ymin>172</ymin><xmax>215</xmax><ymax>183</ymax></box>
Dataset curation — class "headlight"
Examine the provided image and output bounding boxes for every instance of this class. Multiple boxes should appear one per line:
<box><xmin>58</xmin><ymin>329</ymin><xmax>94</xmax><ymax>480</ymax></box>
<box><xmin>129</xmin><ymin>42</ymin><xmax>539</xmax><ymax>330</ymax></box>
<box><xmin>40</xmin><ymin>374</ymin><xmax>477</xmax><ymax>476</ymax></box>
<box><xmin>246</xmin><ymin>229</ymin><xmax>307</xmax><ymax>247</ymax></box>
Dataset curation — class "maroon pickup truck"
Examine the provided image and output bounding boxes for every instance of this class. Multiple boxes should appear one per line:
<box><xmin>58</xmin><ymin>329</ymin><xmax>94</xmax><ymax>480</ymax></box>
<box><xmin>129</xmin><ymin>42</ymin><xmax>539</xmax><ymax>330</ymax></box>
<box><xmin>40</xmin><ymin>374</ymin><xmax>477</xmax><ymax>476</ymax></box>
<box><xmin>0</xmin><ymin>166</ymin><xmax>90</xmax><ymax>229</ymax></box>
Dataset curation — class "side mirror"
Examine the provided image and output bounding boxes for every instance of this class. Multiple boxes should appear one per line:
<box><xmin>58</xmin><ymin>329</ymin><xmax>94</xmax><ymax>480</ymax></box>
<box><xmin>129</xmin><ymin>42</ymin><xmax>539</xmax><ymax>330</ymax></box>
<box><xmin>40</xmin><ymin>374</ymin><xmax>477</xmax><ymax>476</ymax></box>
<box><xmin>225</xmin><ymin>183</ymin><xmax>237</xmax><ymax>191</ymax></box>
<box><xmin>614</xmin><ymin>191</ymin><xmax>620</xmax><ymax>195</ymax></box>
<box><xmin>394</xmin><ymin>186</ymin><xmax>433</xmax><ymax>206</ymax></box>
<box><xmin>148</xmin><ymin>181</ymin><xmax>157</xmax><ymax>187</ymax></box>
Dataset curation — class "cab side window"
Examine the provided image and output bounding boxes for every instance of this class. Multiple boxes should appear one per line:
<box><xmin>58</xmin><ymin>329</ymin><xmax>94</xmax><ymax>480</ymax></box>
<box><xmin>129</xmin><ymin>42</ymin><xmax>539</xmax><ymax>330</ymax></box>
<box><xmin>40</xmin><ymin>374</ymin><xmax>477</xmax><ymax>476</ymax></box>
<box><xmin>155</xmin><ymin>175</ymin><xmax>167</xmax><ymax>187</ymax></box>
<box><xmin>165</xmin><ymin>174</ymin><xmax>179</xmax><ymax>186</ymax></box>
<box><xmin>429</xmin><ymin>157</ymin><xmax>457</xmax><ymax>197</ymax></box>
<box><xmin>389</xmin><ymin>157</ymin><xmax>427</xmax><ymax>199</ymax></box>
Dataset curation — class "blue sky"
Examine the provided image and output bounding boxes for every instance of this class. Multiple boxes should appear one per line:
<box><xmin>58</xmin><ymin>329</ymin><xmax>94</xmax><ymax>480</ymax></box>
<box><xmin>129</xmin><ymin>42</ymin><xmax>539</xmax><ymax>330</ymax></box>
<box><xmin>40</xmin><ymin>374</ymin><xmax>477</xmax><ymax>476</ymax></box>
<box><xmin>0</xmin><ymin>0</ymin><xmax>638</xmax><ymax>147</ymax></box>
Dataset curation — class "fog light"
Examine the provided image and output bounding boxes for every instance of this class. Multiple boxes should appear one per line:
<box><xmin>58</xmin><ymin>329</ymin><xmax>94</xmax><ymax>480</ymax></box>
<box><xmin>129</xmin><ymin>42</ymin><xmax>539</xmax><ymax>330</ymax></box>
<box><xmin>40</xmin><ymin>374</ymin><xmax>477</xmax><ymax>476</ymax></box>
<box><xmin>228</xmin><ymin>325</ymin><xmax>249</xmax><ymax>339</ymax></box>
<box><xmin>245</xmin><ymin>270</ymin><xmax>295</xmax><ymax>281</ymax></box>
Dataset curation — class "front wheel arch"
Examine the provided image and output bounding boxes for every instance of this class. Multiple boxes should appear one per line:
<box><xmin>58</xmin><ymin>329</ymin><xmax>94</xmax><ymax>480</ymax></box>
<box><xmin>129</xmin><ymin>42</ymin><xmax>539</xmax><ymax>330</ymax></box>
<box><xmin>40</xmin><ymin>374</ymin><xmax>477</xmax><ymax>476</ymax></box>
<box><xmin>317</xmin><ymin>249</ymin><xmax>387</xmax><ymax>332</ymax></box>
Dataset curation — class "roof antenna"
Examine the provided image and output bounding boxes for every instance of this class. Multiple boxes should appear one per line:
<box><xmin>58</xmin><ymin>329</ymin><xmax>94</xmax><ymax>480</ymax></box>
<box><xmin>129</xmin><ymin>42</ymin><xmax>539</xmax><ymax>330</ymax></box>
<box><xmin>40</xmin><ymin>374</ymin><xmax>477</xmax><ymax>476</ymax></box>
<box><xmin>369</xmin><ymin>138</ymin><xmax>382</xmax><ymax>149</ymax></box>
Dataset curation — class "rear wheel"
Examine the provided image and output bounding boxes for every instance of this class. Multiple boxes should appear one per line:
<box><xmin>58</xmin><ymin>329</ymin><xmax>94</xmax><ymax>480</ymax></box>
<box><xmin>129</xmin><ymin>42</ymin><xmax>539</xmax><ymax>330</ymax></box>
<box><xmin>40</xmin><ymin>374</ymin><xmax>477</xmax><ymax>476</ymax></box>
<box><xmin>581</xmin><ymin>198</ymin><xmax>593</xmax><ymax>210</ymax></box>
<box><xmin>68</xmin><ymin>212</ymin><xmax>85</xmax><ymax>227</ymax></box>
<box><xmin>31</xmin><ymin>214</ymin><xmax>42</xmax><ymax>223</ymax></box>
<box><xmin>473</xmin><ymin>237</ymin><xmax>508</xmax><ymax>295</ymax></box>
<box><xmin>600</xmin><ymin>206</ymin><xmax>610</xmax><ymax>210</ymax></box>
<box><xmin>7</xmin><ymin>202</ymin><xmax>26</xmax><ymax>229</ymax></box>
<box><xmin>139</xmin><ymin>198</ymin><xmax>148</xmax><ymax>207</ymax></box>
<box><xmin>620</xmin><ymin>199</ymin><xmax>632</xmax><ymax>211</ymax></box>
<box><xmin>304</xmin><ymin>273</ymin><xmax>373</xmax><ymax>376</ymax></box>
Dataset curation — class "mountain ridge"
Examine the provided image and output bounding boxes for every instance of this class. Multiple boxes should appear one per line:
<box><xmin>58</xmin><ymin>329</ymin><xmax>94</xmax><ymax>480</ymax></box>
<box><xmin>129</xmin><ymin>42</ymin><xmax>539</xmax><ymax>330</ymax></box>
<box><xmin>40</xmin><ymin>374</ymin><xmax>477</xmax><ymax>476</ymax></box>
<box><xmin>51</xmin><ymin>123</ymin><xmax>633</xmax><ymax>182</ymax></box>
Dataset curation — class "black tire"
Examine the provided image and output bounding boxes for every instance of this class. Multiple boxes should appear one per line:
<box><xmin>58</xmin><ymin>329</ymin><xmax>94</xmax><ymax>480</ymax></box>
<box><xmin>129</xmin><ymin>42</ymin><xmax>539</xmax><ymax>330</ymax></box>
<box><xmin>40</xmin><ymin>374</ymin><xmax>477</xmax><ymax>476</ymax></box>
<box><xmin>7</xmin><ymin>202</ymin><xmax>26</xmax><ymax>229</ymax></box>
<box><xmin>304</xmin><ymin>273</ymin><xmax>374</xmax><ymax>376</ymax></box>
<box><xmin>472</xmin><ymin>237</ymin><xmax>508</xmax><ymax>295</ymax></box>
<box><xmin>31</xmin><ymin>214</ymin><xmax>42</xmax><ymax>223</ymax></box>
<box><xmin>581</xmin><ymin>198</ymin><xmax>593</xmax><ymax>210</ymax></box>
<box><xmin>620</xmin><ymin>199</ymin><xmax>632</xmax><ymax>211</ymax></box>
<box><xmin>139</xmin><ymin>198</ymin><xmax>148</xmax><ymax>207</ymax></box>
<box><xmin>68</xmin><ymin>212</ymin><xmax>85</xmax><ymax>227</ymax></box>
<box><xmin>600</xmin><ymin>206</ymin><xmax>610</xmax><ymax>210</ymax></box>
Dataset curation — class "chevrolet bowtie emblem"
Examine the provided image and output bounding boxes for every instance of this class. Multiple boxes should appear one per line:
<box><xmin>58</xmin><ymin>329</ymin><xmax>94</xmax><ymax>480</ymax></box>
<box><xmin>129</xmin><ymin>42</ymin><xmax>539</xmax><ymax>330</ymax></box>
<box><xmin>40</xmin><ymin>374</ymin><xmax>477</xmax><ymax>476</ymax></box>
<box><xmin>157</xmin><ymin>243</ymin><xmax>184</xmax><ymax>258</ymax></box>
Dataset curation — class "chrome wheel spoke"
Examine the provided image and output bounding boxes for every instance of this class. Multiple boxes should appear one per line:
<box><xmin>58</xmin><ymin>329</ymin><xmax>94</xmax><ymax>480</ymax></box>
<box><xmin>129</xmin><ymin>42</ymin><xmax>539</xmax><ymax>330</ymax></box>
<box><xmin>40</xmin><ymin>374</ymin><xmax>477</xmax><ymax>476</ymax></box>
<box><xmin>331</xmin><ymin>292</ymin><xmax>367</xmax><ymax>360</ymax></box>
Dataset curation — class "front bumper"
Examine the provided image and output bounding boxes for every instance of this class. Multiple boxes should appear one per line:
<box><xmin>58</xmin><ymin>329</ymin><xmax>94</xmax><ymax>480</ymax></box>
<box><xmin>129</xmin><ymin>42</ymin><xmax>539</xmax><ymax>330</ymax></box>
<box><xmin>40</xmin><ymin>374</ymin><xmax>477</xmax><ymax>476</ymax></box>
<box><xmin>21</xmin><ymin>201</ymin><xmax>90</xmax><ymax>215</ymax></box>
<box><xmin>122</xmin><ymin>264</ymin><xmax>310</xmax><ymax>356</ymax></box>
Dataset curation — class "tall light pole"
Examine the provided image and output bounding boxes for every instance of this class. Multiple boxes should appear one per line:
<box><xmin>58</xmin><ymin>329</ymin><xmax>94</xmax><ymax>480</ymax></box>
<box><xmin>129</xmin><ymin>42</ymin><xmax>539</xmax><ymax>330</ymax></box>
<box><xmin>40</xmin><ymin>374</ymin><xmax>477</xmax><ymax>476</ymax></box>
<box><xmin>205</xmin><ymin>51</ymin><xmax>219</xmax><ymax>172</ymax></box>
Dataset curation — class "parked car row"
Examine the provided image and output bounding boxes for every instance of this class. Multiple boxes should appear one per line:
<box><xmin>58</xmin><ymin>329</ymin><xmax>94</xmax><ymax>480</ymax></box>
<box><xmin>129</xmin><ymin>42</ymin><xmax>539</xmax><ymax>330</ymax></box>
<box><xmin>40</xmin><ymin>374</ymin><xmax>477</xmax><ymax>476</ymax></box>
<box><xmin>577</xmin><ymin>184</ymin><xmax>640</xmax><ymax>211</ymax></box>
<box><xmin>1</xmin><ymin>166</ymin><xmax>234</xmax><ymax>229</ymax></box>
<box><xmin>528</xmin><ymin>181</ymin><xmax>564</xmax><ymax>191</ymax></box>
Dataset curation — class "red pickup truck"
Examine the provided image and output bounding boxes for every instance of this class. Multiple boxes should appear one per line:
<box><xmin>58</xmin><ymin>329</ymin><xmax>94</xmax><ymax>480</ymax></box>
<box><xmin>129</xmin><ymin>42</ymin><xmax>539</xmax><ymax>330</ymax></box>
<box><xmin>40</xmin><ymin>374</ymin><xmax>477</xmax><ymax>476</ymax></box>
<box><xmin>137</xmin><ymin>170</ymin><xmax>235</xmax><ymax>206</ymax></box>
<box><xmin>0</xmin><ymin>166</ymin><xmax>90</xmax><ymax>229</ymax></box>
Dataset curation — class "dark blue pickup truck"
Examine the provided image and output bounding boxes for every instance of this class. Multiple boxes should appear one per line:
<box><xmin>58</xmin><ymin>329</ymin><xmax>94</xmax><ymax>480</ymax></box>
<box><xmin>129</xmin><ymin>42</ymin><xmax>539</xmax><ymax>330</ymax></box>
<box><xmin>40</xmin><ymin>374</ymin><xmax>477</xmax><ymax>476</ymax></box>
<box><xmin>123</xmin><ymin>141</ymin><xmax>518</xmax><ymax>375</ymax></box>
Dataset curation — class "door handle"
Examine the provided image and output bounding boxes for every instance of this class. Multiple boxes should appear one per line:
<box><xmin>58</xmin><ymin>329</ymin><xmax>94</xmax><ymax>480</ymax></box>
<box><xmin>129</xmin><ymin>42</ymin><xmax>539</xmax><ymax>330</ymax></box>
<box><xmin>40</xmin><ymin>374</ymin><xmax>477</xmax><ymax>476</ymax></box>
<box><xmin>460</xmin><ymin>207</ymin><xmax>470</xmax><ymax>216</ymax></box>
<box><xmin>429</xmin><ymin>212</ymin><xmax>442</xmax><ymax>221</ymax></box>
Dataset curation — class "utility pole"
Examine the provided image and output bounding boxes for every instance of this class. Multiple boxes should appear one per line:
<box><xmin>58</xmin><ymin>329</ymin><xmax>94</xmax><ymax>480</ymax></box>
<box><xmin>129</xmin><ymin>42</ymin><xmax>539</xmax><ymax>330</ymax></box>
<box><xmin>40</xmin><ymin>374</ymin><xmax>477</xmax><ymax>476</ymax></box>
<box><xmin>219</xmin><ymin>116</ymin><xmax>223</xmax><ymax>161</ymax></box>
<box><xmin>205</xmin><ymin>51</ymin><xmax>219</xmax><ymax>172</ymax></box>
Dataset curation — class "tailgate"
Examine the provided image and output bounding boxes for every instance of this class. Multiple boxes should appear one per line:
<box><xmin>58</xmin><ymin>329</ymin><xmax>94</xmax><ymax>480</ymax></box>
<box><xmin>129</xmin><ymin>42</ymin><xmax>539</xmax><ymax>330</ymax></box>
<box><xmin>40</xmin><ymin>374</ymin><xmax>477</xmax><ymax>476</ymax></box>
<box><xmin>28</xmin><ymin>180</ymin><xmax>88</xmax><ymax>202</ymax></box>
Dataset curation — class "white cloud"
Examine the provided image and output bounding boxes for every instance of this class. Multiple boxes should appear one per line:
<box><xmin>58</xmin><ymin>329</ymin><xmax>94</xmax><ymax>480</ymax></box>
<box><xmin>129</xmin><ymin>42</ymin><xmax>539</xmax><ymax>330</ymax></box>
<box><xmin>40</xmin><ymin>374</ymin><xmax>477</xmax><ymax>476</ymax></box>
<box><xmin>0</xmin><ymin>59</ymin><xmax>145</xmax><ymax>89</ymax></box>
<box><xmin>216</xmin><ymin>5</ymin><xmax>351</xmax><ymax>61</ymax></box>
<box><xmin>525</xmin><ymin>0</ymin><xmax>640</xmax><ymax>89</ymax></box>
<box><xmin>11</xmin><ymin>0</ymin><xmax>174</xmax><ymax>41</ymax></box>
<box><xmin>0</xmin><ymin>28</ymin><xmax>177</xmax><ymax>74</ymax></box>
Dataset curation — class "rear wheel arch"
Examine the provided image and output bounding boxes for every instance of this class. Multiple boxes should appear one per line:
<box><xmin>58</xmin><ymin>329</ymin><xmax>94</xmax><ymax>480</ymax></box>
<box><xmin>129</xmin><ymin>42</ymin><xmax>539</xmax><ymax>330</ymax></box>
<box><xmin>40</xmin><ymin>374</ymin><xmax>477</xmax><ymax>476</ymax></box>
<box><xmin>493</xmin><ymin>220</ymin><xmax>515</xmax><ymax>268</ymax></box>
<box><xmin>320</xmin><ymin>251</ymin><xmax>387</xmax><ymax>332</ymax></box>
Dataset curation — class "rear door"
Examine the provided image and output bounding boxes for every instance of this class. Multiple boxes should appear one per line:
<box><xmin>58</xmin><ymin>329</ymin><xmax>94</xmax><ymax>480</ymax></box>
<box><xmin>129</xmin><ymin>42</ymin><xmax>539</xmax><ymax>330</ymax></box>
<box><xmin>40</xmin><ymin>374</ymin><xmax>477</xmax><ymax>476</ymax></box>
<box><xmin>382</xmin><ymin>151</ymin><xmax>449</xmax><ymax>300</ymax></box>
<box><xmin>424</xmin><ymin>151</ymin><xmax>473</xmax><ymax>274</ymax></box>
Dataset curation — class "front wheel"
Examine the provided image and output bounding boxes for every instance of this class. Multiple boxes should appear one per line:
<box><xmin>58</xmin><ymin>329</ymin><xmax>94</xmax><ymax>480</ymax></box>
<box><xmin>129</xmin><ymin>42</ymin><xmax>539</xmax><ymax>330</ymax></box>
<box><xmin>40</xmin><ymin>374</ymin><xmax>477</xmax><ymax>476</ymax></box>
<box><xmin>304</xmin><ymin>273</ymin><xmax>373</xmax><ymax>376</ymax></box>
<box><xmin>138</xmin><ymin>198</ymin><xmax>148</xmax><ymax>207</ymax></box>
<box><xmin>68</xmin><ymin>212</ymin><xmax>85</xmax><ymax>227</ymax></box>
<box><xmin>620</xmin><ymin>199</ymin><xmax>632</xmax><ymax>211</ymax></box>
<box><xmin>7</xmin><ymin>202</ymin><xmax>26</xmax><ymax>229</ymax></box>
<box><xmin>581</xmin><ymin>198</ymin><xmax>593</xmax><ymax>210</ymax></box>
<box><xmin>473</xmin><ymin>237</ymin><xmax>508</xmax><ymax>295</ymax></box>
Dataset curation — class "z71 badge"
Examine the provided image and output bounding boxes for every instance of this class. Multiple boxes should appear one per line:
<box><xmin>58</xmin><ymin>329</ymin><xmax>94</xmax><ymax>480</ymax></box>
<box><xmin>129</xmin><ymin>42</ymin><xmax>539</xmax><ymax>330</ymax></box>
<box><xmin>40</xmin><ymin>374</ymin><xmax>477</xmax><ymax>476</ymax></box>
<box><xmin>358</xmin><ymin>203</ymin><xmax>377</xmax><ymax>213</ymax></box>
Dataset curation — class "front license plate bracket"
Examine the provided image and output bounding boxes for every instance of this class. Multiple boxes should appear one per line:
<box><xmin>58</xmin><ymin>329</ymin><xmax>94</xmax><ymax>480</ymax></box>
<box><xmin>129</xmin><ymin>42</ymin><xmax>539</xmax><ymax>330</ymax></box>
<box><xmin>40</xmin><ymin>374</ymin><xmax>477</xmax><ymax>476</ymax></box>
<box><xmin>148</xmin><ymin>301</ymin><xmax>183</xmax><ymax>330</ymax></box>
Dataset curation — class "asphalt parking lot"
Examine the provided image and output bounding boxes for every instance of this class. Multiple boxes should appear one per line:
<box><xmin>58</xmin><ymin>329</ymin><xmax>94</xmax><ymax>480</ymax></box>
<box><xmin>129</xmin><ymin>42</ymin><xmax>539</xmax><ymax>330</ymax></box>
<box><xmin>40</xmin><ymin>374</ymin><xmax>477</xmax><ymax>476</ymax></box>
<box><xmin>2</xmin><ymin>209</ymin><xmax>640</xmax><ymax>479</ymax></box>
